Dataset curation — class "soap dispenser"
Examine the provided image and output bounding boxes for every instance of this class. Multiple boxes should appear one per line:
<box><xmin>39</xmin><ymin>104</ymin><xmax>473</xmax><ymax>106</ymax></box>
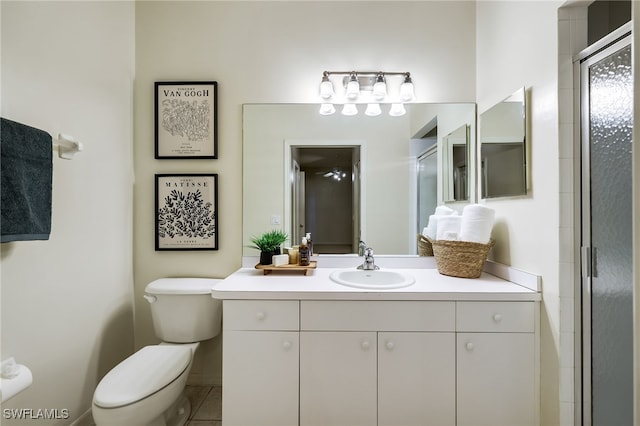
<box><xmin>305</xmin><ymin>232</ymin><xmax>313</xmax><ymax>255</ymax></box>
<box><xmin>299</xmin><ymin>238</ymin><xmax>310</xmax><ymax>266</ymax></box>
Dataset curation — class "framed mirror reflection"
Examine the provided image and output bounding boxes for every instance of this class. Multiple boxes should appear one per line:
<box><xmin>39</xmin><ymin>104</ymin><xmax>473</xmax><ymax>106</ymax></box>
<box><xmin>243</xmin><ymin>103</ymin><xmax>476</xmax><ymax>256</ymax></box>
<box><xmin>479</xmin><ymin>87</ymin><xmax>527</xmax><ymax>199</ymax></box>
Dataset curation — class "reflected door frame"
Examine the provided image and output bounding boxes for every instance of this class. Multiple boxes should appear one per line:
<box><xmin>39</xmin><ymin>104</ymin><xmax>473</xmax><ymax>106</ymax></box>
<box><xmin>284</xmin><ymin>139</ymin><xmax>366</xmax><ymax>251</ymax></box>
<box><xmin>291</xmin><ymin>159</ymin><xmax>305</xmax><ymax>246</ymax></box>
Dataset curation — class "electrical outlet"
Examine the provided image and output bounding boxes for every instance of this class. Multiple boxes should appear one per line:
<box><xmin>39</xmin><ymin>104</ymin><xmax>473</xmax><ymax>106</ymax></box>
<box><xmin>271</xmin><ymin>215</ymin><xmax>281</xmax><ymax>225</ymax></box>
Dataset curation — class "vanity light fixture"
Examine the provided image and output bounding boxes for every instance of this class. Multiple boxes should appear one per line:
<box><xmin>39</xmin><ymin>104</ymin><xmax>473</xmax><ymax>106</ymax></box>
<box><xmin>318</xmin><ymin>70</ymin><xmax>415</xmax><ymax>116</ymax></box>
<box><xmin>365</xmin><ymin>103</ymin><xmax>382</xmax><ymax>116</ymax></box>
<box><xmin>400</xmin><ymin>73</ymin><xmax>415</xmax><ymax>102</ymax></box>
<box><xmin>389</xmin><ymin>103</ymin><xmax>406</xmax><ymax>117</ymax></box>
<box><xmin>319</xmin><ymin>103</ymin><xmax>336</xmax><ymax>115</ymax></box>
<box><xmin>342</xmin><ymin>103</ymin><xmax>358</xmax><ymax>116</ymax></box>
<box><xmin>319</xmin><ymin>72</ymin><xmax>335</xmax><ymax>99</ymax></box>
<box><xmin>372</xmin><ymin>73</ymin><xmax>387</xmax><ymax>101</ymax></box>
<box><xmin>345</xmin><ymin>72</ymin><xmax>360</xmax><ymax>100</ymax></box>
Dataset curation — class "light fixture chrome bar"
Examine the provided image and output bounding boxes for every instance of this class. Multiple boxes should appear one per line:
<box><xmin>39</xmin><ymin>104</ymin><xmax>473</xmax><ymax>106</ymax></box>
<box><xmin>318</xmin><ymin>70</ymin><xmax>414</xmax><ymax>116</ymax></box>
<box><xmin>323</xmin><ymin>70</ymin><xmax>410</xmax><ymax>77</ymax></box>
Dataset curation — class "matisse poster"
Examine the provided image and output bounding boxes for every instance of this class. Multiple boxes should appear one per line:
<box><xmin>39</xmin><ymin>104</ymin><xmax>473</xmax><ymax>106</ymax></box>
<box><xmin>155</xmin><ymin>174</ymin><xmax>218</xmax><ymax>250</ymax></box>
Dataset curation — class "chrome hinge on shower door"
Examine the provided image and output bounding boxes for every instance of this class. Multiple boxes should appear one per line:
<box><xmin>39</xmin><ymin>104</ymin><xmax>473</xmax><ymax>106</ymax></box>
<box><xmin>581</xmin><ymin>246</ymin><xmax>598</xmax><ymax>278</ymax></box>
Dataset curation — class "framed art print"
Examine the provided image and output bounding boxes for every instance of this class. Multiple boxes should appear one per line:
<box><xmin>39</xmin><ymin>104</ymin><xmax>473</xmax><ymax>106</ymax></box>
<box><xmin>155</xmin><ymin>174</ymin><xmax>219</xmax><ymax>250</ymax></box>
<box><xmin>155</xmin><ymin>81</ymin><xmax>218</xmax><ymax>159</ymax></box>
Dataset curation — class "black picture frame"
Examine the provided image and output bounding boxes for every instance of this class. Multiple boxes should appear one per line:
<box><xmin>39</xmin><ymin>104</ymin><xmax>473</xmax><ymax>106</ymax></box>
<box><xmin>154</xmin><ymin>81</ymin><xmax>218</xmax><ymax>159</ymax></box>
<box><xmin>155</xmin><ymin>174</ymin><xmax>219</xmax><ymax>251</ymax></box>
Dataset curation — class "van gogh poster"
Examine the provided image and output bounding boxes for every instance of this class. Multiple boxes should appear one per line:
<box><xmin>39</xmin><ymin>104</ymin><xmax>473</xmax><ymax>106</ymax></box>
<box><xmin>155</xmin><ymin>174</ymin><xmax>218</xmax><ymax>250</ymax></box>
<box><xmin>154</xmin><ymin>81</ymin><xmax>218</xmax><ymax>159</ymax></box>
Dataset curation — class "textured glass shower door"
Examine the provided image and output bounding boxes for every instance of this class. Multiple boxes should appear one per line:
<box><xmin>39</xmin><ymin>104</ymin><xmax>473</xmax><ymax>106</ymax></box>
<box><xmin>580</xmin><ymin>36</ymin><xmax>633</xmax><ymax>426</ymax></box>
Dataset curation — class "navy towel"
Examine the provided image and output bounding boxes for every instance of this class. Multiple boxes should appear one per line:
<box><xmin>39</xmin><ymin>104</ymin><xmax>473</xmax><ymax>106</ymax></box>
<box><xmin>1</xmin><ymin>118</ymin><xmax>53</xmax><ymax>242</ymax></box>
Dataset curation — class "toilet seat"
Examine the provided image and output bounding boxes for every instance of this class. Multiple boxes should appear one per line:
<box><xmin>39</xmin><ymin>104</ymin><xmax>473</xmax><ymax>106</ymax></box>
<box><xmin>93</xmin><ymin>345</ymin><xmax>191</xmax><ymax>409</ymax></box>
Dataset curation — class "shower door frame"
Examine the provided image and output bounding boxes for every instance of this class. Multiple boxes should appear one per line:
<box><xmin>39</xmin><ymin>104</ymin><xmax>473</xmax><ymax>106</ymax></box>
<box><xmin>575</xmin><ymin>24</ymin><xmax>632</xmax><ymax>426</ymax></box>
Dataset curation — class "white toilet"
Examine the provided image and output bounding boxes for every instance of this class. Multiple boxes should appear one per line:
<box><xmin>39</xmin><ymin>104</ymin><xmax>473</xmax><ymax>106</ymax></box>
<box><xmin>92</xmin><ymin>278</ymin><xmax>222</xmax><ymax>426</ymax></box>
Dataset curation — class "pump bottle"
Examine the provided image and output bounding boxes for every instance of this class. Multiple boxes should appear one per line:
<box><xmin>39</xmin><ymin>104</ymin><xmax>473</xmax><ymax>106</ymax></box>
<box><xmin>299</xmin><ymin>237</ymin><xmax>310</xmax><ymax>266</ymax></box>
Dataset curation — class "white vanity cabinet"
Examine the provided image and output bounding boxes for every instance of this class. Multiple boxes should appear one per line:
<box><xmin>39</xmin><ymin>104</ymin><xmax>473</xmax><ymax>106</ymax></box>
<box><xmin>456</xmin><ymin>302</ymin><xmax>537</xmax><ymax>426</ymax></box>
<box><xmin>299</xmin><ymin>300</ymin><xmax>456</xmax><ymax>426</ymax></box>
<box><xmin>377</xmin><ymin>331</ymin><xmax>456</xmax><ymax>426</ymax></box>
<box><xmin>219</xmin><ymin>284</ymin><xmax>539</xmax><ymax>426</ymax></box>
<box><xmin>300</xmin><ymin>331</ymin><xmax>378</xmax><ymax>426</ymax></box>
<box><xmin>222</xmin><ymin>300</ymin><xmax>300</xmax><ymax>426</ymax></box>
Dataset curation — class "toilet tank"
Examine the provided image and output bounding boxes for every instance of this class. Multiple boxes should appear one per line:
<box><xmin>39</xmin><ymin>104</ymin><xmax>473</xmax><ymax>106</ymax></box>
<box><xmin>145</xmin><ymin>278</ymin><xmax>222</xmax><ymax>343</ymax></box>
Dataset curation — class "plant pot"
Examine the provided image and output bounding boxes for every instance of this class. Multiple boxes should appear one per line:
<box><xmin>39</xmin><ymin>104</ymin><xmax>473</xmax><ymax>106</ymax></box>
<box><xmin>259</xmin><ymin>248</ymin><xmax>281</xmax><ymax>265</ymax></box>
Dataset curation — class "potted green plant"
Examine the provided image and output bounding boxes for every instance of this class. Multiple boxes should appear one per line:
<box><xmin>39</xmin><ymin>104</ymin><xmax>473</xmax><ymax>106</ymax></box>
<box><xmin>250</xmin><ymin>229</ymin><xmax>288</xmax><ymax>265</ymax></box>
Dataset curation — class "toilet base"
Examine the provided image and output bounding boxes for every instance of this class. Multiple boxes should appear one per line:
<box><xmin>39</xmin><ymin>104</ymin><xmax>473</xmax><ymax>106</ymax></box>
<box><xmin>94</xmin><ymin>391</ymin><xmax>191</xmax><ymax>426</ymax></box>
<box><xmin>163</xmin><ymin>393</ymin><xmax>191</xmax><ymax>426</ymax></box>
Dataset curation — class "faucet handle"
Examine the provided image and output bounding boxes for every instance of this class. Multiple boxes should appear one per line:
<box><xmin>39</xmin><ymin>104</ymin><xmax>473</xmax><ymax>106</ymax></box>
<box><xmin>365</xmin><ymin>247</ymin><xmax>374</xmax><ymax>256</ymax></box>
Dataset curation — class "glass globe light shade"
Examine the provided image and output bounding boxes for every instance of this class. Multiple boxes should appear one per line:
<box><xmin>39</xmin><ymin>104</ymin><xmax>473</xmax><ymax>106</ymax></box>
<box><xmin>345</xmin><ymin>74</ymin><xmax>360</xmax><ymax>101</ymax></box>
<box><xmin>319</xmin><ymin>103</ymin><xmax>336</xmax><ymax>115</ymax></box>
<box><xmin>365</xmin><ymin>103</ymin><xmax>382</xmax><ymax>116</ymax></box>
<box><xmin>372</xmin><ymin>75</ymin><xmax>387</xmax><ymax>101</ymax></box>
<box><xmin>400</xmin><ymin>75</ymin><xmax>415</xmax><ymax>102</ymax></box>
<box><xmin>320</xmin><ymin>80</ymin><xmax>334</xmax><ymax>99</ymax></box>
<box><xmin>341</xmin><ymin>103</ymin><xmax>358</xmax><ymax>116</ymax></box>
<box><xmin>389</xmin><ymin>103</ymin><xmax>406</xmax><ymax>116</ymax></box>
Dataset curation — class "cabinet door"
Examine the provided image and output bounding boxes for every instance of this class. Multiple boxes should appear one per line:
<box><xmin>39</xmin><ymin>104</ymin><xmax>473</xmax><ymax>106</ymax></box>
<box><xmin>222</xmin><ymin>331</ymin><xmax>299</xmax><ymax>426</ymax></box>
<box><xmin>300</xmin><ymin>331</ymin><xmax>377</xmax><ymax>426</ymax></box>
<box><xmin>378</xmin><ymin>332</ymin><xmax>455</xmax><ymax>426</ymax></box>
<box><xmin>457</xmin><ymin>332</ymin><xmax>535</xmax><ymax>426</ymax></box>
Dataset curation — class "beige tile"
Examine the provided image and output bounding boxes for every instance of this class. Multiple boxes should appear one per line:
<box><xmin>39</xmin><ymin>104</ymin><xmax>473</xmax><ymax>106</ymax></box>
<box><xmin>186</xmin><ymin>385</ymin><xmax>213</xmax><ymax>417</ymax></box>
<box><xmin>187</xmin><ymin>421</ymin><xmax>222</xmax><ymax>426</ymax></box>
<box><xmin>192</xmin><ymin>386</ymin><xmax>222</xmax><ymax>421</ymax></box>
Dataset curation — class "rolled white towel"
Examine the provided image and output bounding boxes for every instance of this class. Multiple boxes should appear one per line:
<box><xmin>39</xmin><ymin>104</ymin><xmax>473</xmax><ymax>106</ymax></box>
<box><xmin>436</xmin><ymin>215</ymin><xmax>462</xmax><ymax>241</ymax></box>
<box><xmin>459</xmin><ymin>204</ymin><xmax>495</xmax><ymax>244</ymax></box>
<box><xmin>422</xmin><ymin>215</ymin><xmax>438</xmax><ymax>240</ymax></box>
<box><xmin>435</xmin><ymin>205</ymin><xmax>457</xmax><ymax>216</ymax></box>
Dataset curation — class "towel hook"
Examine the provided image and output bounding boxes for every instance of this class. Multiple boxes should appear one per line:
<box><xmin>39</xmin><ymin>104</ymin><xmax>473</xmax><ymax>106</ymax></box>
<box><xmin>53</xmin><ymin>133</ymin><xmax>83</xmax><ymax>160</ymax></box>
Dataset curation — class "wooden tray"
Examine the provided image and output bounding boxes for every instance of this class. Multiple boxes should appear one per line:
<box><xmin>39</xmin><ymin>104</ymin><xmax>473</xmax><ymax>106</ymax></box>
<box><xmin>255</xmin><ymin>261</ymin><xmax>317</xmax><ymax>275</ymax></box>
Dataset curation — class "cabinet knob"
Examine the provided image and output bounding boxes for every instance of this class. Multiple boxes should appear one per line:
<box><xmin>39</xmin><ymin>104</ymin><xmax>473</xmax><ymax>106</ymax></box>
<box><xmin>493</xmin><ymin>313</ymin><xmax>503</xmax><ymax>323</ymax></box>
<box><xmin>282</xmin><ymin>340</ymin><xmax>292</xmax><ymax>351</ymax></box>
<box><xmin>256</xmin><ymin>311</ymin><xmax>266</xmax><ymax>321</ymax></box>
<box><xmin>360</xmin><ymin>340</ymin><xmax>371</xmax><ymax>351</ymax></box>
<box><xmin>465</xmin><ymin>342</ymin><xmax>474</xmax><ymax>351</ymax></box>
<box><xmin>385</xmin><ymin>341</ymin><xmax>395</xmax><ymax>351</ymax></box>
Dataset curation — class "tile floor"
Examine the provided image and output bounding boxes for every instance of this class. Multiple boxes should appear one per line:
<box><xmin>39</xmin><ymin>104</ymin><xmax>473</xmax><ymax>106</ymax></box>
<box><xmin>88</xmin><ymin>385</ymin><xmax>221</xmax><ymax>426</ymax></box>
<box><xmin>184</xmin><ymin>385</ymin><xmax>222</xmax><ymax>426</ymax></box>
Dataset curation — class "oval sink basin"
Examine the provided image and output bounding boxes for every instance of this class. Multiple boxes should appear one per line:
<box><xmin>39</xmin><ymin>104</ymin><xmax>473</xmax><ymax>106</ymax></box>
<box><xmin>329</xmin><ymin>269</ymin><xmax>415</xmax><ymax>289</ymax></box>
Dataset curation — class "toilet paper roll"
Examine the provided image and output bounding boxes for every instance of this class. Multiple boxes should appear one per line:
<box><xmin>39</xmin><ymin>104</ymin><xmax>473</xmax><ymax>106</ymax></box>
<box><xmin>1</xmin><ymin>364</ymin><xmax>33</xmax><ymax>402</ymax></box>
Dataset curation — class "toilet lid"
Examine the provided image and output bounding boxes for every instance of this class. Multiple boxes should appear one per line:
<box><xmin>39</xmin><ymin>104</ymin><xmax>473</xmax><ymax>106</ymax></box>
<box><xmin>93</xmin><ymin>345</ymin><xmax>191</xmax><ymax>408</ymax></box>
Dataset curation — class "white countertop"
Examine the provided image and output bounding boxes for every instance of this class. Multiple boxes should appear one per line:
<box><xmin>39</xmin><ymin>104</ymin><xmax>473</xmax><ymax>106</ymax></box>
<box><xmin>212</xmin><ymin>266</ymin><xmax>541</xmax><ymax>301</ymax></box>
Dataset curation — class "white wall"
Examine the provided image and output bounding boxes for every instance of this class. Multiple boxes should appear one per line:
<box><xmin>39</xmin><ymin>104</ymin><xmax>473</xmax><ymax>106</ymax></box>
<box><xmin>0</xmin><ymin>1</ymin><xmax>135</xmax><ymax>424</ymax></box>
<box><xmin>134</xmin><ymin>1</ymin><xmax>476</xmax><ymax>385</ymax></box>
<box><xmin>476</xmin><ymin>1</ymin><xmax>563</xmax><ymax>425</ymax></box>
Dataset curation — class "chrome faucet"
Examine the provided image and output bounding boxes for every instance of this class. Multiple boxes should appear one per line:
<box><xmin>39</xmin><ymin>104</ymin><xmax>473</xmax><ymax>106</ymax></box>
<box><xmin>358</xmin><ymin>240</ymin><xmax>366</xmax><ymax>256</ymax></box>
<box><xmin>358</xmin><ymin>247</ymin><xmax>379</xmax><ymax>270</ymax></box>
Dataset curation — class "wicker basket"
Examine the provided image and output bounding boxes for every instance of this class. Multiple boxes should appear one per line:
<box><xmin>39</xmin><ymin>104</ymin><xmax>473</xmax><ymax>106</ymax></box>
<box><xmin>430</xmin><ymin>238</ymin><xmax>495</xmax><ymax>278</ymax></box>
<box><xmin>417</xmin><ymin>234</ymin><xmax>434</xmax><ymax>256</ymax></box>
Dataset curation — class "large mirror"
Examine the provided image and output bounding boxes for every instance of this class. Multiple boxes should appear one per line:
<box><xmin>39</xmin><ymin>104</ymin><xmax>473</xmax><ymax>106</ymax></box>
<box><xmin>479</xmin><ymin>87</ymin><xmax>527</xmax><ymax>198</ymax></box>
<box><xmin>243</xmin><ymin>103</ymin><xmax>476</xmax><ymax>256</ymax></box>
